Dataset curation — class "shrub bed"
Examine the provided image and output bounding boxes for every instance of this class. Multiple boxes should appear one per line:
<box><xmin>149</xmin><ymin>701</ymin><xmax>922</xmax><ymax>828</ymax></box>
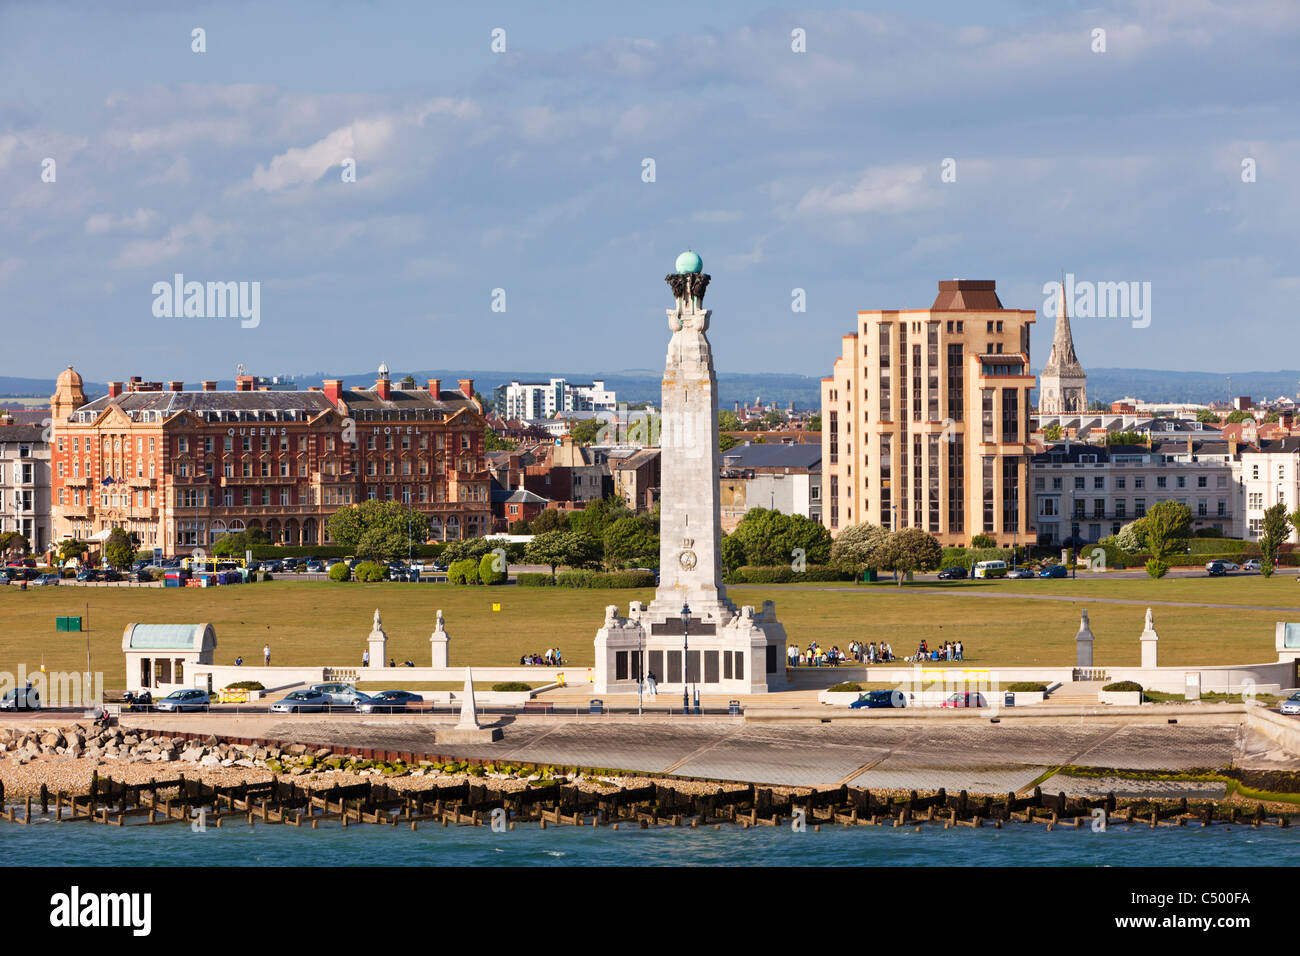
<box><xmin>328</xmin><ymin>561</ymin><xmax>351</xmax><ymax>582</ymax></box>
<box><xmin>478</xmin><ymin>552</ymin><xmax>507</xmax><ymax>585</ymax></box>
<box><xmin>828</xmin><ymin>682</ymin><xmax>862</xmax><ymax>693</ymax></box>
<box><xmin>1103</xmin><ymin>681</ymin><xmax>1143</xmax><ymax>692</ymax></box>
<box><xmin>354</xmin><ymin>561</ymin><xmax>387</xmax><ymax>583</ymax></box>
<box><xmin>555</xmin><ymin>570</ymin><xmax>656</xmax><ymax>588</ymax></box>
<box><xmin>1005</xmin><ymin>682</ymin><xmax>1047</xmax><ymax>693</ymax></box>
<box><xmin>448</xmin><ymin>559</ymin><xmax>480</xmax><ymax>585</ymax></box>
<box><xmin>491</xmin><ymin>682</ymin><xmax>533</xmax><ymax>693</ymax></box>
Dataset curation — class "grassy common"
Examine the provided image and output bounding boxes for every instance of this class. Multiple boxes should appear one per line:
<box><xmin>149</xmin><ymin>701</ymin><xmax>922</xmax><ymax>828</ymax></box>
<box><xmin>0</xmin><ymin>574</ymin><xmax>1290</xmax><ymax>688</ymax></box>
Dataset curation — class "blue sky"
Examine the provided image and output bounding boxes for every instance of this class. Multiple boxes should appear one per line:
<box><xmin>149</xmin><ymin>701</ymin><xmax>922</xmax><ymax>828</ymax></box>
<box><xmin>0</xmin><ymin>0</ymin><xmax>1296</xmax><ymax>383</ymax></box>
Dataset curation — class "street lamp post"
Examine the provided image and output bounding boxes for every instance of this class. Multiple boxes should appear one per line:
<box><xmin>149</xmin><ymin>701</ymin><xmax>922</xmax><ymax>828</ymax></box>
<box><xmin>637</xmin><ymin>625</ymin><xmax>644</xmax><ymax>716</ymax></box>
<box><xmin>680</xmin><ymin>603</ymin><xmax>691</xmax><ymax>715</ymax></box>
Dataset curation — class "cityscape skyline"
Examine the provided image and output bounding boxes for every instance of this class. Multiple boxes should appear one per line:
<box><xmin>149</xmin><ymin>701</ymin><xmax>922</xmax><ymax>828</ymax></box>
<box><xmin>2</xmin><ymin>0</ymin><xmax>1297</xmax><ymax>380</ymax></box>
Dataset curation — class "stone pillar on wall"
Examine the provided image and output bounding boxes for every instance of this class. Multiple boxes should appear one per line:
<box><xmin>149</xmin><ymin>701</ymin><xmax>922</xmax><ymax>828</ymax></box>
<box><xmin>1139</xmin><ymin>607</ymin><xmax>1159</xmax><ymax>669</ymax></box>
<box><xmin>430</xmin><ymin>609</ymin><xmax>449</xmax><ymax>668</ymax></box>
<box><xmin>1075</xmin><ymin>608</ymin><xmax>1094</xmax><ymax>668</ymax></box>
<box><xmin>367</xmin><ymin>608</ymin><xmax>388</xmax><ymax>669</ymax></box>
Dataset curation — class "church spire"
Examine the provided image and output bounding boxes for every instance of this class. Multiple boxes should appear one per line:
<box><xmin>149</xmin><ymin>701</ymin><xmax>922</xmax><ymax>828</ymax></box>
<box><xmin>1037</xmin><ymin>274</ymin><xmax>1087</xmax><ymax>415</ymax></box>
<box><xmin>1044</xmin><ymin>279</ymin><xmax>1082</xmax><ymax>374</ymax></box>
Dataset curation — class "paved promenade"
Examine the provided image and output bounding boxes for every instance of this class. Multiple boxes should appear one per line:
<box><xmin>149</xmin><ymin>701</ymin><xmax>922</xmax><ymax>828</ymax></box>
<box><xmin>99</xmin><ymin>707</ymin><xmax>1291</xmax><ymax>792</ymax></box>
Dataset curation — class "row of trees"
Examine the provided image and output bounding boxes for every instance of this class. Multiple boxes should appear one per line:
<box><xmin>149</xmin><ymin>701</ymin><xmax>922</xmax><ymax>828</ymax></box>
<box><xmin>827</xmin><ymin>523</ymin><xmax>943</xmax><ymax>585</ymax></box>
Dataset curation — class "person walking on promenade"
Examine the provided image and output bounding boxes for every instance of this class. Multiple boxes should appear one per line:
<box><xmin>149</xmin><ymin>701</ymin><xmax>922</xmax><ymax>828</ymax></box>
<box><xmin>362</xmin><ymin>649</ymin><xmax>370</xmax><ymax>668</ymax></box>
<box><xmin>263</xmin><ymin>644</ymin><xmax>271</xmax><ymax>665</ymax></box>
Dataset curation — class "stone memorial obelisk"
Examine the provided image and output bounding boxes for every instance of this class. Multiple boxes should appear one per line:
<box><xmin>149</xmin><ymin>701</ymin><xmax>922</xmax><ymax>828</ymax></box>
<box><xmin>592</xmin><ymin>252</ymin><xmax>788</xmax><ymax>695</ymax></box>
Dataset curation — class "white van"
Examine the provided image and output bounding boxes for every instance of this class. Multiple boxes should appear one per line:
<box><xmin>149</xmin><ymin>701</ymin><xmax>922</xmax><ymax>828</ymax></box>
<box><xmin>973</xmin><ymin>560</ymin><xmax>1008</xmax><ymax>579</ymax></box>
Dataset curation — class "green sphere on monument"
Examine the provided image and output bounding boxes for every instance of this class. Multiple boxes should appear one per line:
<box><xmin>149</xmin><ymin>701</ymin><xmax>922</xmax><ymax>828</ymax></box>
<box><xmin>675</xmin><ymin>250</ymin><xmax>703</xmax><ymax>274</ymax></box>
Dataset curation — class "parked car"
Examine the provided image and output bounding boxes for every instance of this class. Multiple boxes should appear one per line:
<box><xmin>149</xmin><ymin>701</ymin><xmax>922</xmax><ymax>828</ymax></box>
<box><xmin>940</xmin><ymin>692</ymin><xmax>987</xmax><ymax>708</ymax></box>
<box><xmin>849</xmin><ymin>689</ymin><xmax>906</xmax><ymax>709</ymax></box>
<box><xmin>1039</xmin><ymin>565</ymin><xmax>1069</xmax><ymax>579</ymax></box>
<box><xmin>155</xmin><ymin>689</ymin><xmax>210</xmax><ymax>712</ymax></box>
<box><xmin>31</xmin><ymin>573</ymin><xmax>60</xmax><ymax>586</ymax></box>
<box><xmin>310</xmin><ymin>682</ymin><xmax>370</xmax><ymax>706</ymax></box>
<box><xmin>356</xmin><ymin>690</ymin><xmax>423</xmax><ymax>713</ymax></box>
<box><xmin>1219</xmin><ymin>561</ymin><xmax>1240</xmax><ymax>571</ymax></box>
<box><xmin>305</xmin><ymin>560</ymin><xmax>326</xmax><ymax>573</ymax></box>
<box><xmin>102</xmin><ymin>568</ymin><xmax>124</xmax><ymax>582</ymax></box>
<box><xmin>1281</xmin><ymin>693</ymin><xmax>1300</xmax><ymax>716</ymax></box>
<box><xmin>76</xmin><ymin>569</ymin><xmax>100</xmax><ymax>582</ymax></box>
<box><xmin>269</xmin><ymin>689</ymin><xmax>331</xmax><ymax>714</ymax></box>
<box><xmin>0</xmin><ymin>571</ymin><xmax>11</xmax><ymax>585</ymax></box>
<box><xmin>0</xmin><ymin>686</ymin><xmax>40</xmax><ymax>710</ymax></box>
<box><xmin>937</xmin><ymin>566</ymin><xmax>967</xmax><ymax>580</ymax></box>
<box><xmin>1242</xmin><ymin>559</ymin><xmax>1261</xmax><ymax>571</ymax></box>
<box><xmin>1206</xmin><ymin>561</ymin><xmax>1227</xmax><ymax>577</ymax></box>
<box><xmin>1007</xmin><ymin>567</ymin><xmax>1035</xmax><ymax>579</ymax></box>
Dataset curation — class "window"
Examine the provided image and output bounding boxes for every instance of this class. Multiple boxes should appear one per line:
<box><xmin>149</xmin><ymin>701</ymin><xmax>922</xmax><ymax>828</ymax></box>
<box><xmin>1115</xmin><ymin>500</ymin><xmax>1126</xmax><ymax>518</ymax></box>
<box><xmin>1134</xmin><ymin>476</ymin><xmax>1145</xmax><ymax>490</ymax></box>
<box><xmin>1135</xmin><ymin>498</ymin><xmax>1146</xmax><ymax>518</ymax></box>
<box><xmin>1197</xmin><ymin>475</ymin><xmax>1207</xmax><ymax>488</ymax></box>
<box><xmin>1248</xmin><ymin>492</ymin><xmax>1263</xmax><ymax>509</ymax></box>
<box><xmin>1074</xmin><ymin>476</ymin><xmax>1085</xmax><ymax>490</ymax></box>
<box><xmin>1115</xmin><ymin>477</ymin><xmax>1126</xmax><ymax>489</ymax></box>
<box><xmin>1093</xmin><ymin>476</ymin><xmax>1105</xmax><ymax>489</ymax></box>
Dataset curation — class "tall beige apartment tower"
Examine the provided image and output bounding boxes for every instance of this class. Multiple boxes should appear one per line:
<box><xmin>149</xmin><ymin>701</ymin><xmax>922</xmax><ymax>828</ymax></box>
<box><xmin>821</xmin><ymin>279</ymin><xmax>1036</xmax><ymax>547</ymax></box>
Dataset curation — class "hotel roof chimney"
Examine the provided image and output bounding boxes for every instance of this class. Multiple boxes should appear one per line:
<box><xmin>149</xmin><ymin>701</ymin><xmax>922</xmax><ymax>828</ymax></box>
<box><xmin>235</xmin><ymin>375</ymin><xmax>255</xmax><ymax>392</ymax></box>
<box><xmin>107</xmin><ymin>381</ymin><xmax>123</xmax><ymax>399</ymax></box>
<box><xmin>458</xmin><ymin>378</ymin><xmax>474</xmax><ymax>399</ymax></box>
<box><xmin>168</xmin><ymin>380</ymin><xmax>184</xmax><ymax>392</ymax></box>
<box><xmin>323</xmin><ymin>379</ymin><xmax>344</xmax><ymax>405</ymax></box>
<box><xmin>428</xmin><ymin>378</ymin><xmax>442</xmax><ymax>398</ymax></box>
<box><xmin>201</xmin><ymin>380</ymin><xmax>217</xmax><ymax>392</ymax></box>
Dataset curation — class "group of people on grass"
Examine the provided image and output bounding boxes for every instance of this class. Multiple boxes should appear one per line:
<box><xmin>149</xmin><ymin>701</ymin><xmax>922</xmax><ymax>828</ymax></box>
<box><xmin>520</xmin><ymin>647</ymin><xmax>564</xmax><ymax>666</ymax></box>
<box><xmin>905</xmin><ymin>639</ymin><xmax>964</xmax><ymax>663</ymax></box>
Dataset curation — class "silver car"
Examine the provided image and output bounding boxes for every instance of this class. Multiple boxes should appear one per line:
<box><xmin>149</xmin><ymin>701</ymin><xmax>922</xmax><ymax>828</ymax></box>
<box><xmin>270</xmin><ymin>689</ymin><xmax>330</xmax><ymax>713</ymax></box>
<box><xmin>1280</xmin><ymin>693</ymin><xmax>1300</xmax><ymax>716</ymax></box>
<box><xmin>311</xmin><ymin>682</ymin><xmax>369</xmax><ymax>706</ymax></box>
<box><xmin>155</xmin><ymin>689</ymin><xmax>210</xmax><ymax>712</ymax></box>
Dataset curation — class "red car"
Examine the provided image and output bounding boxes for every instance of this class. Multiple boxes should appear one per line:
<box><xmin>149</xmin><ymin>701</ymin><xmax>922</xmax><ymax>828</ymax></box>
<box><xmin>941</xmin><ymin>692</ymin><xmax>987</xmax><ymax>708</ymax></box>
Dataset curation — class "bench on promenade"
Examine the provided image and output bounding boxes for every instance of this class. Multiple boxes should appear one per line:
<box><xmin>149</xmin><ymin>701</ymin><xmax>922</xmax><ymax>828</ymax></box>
<box><xmin>522</xmin><ymin>701</ymin><xmax>554</xmax><ymax>714</ymax></box>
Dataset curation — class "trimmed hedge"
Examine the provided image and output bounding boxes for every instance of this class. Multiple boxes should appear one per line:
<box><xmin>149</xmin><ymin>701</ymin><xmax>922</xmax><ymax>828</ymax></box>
<box><xmin>1005</xmin><ymin>682</ymin><xmax>1047</xmax><ymax>693</ymax></box>
<box><xmin>516</xmin><ymin>573</ymin><xmax>557</xmax><ymax>587</ymax></box>
<box><xmin>1103</xmin><ymin>681</ymin><xmax>1143</xmax><ymax>692</ymax></box>
<box><xmin>828</xmin><ymin>682</ymin><xmax>862</xmax><ymax>693</ymax></box>
<box><xmin>354</xmin><ymin>560</ymin><xmax>387</xmax><ymax>583</ymax></box>
<box><xmin>727</xmin><ymin>564</ymin><xmax>854</xmax><ymax>583</ymax></box>
<box><xmin>328</xmin><ymin>561</ymin><xmax>351</xmax><ymax>582</ymax></box>
<box><xmin>491</xmin><ymin>682</ymin><xmax>533</xmax><ymax>692</ymax></box>
<box><xmin>478</xmin><ymin>552</ymin><xmax>507</xmax><ymax>585</ymax></box>
<box><xmin>448</xmin><ymin>559</ymin><xmax>480</xmax><ymax>585</ymax></box>
<box><xmin>556</xmin><ymin>570</ymin><xmax>656</xmax><ymax>589</ymax></box>
<box><xmin>226</xmin><ymin>680</ymin><xmax>265</xmax><ymax>690</ymax></box>
<box><xmin>246</xmin><ymin>542</ymin><xmax>449</xmax><ymax>560</ymax></box>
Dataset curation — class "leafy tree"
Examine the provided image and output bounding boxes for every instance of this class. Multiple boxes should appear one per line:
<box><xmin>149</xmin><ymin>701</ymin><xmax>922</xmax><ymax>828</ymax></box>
<box><xmin>729</xmin><ymin>507</ymin><xmax>831</xmax><ymax>567</ymax></box>
<box><xmin>1042</xmin><ymin>423</ymin><xmax>1063</xmax><ymax>441</ymax></box>
<box><xmin>970</xmin><ymin>533</ymin><xmax>997</xmax><ymax>548</ymax></box>
<box><xmin>806</xmin><ymin>413</ymin><xmax>821</xmax><ymax>432</ymax></box>
<box><xmin>719</xmin><ymin>433</ymin><xmax>739</xmax><ymax>453</ymax></box>
<box><xmin>1195</xmin><ymin>409</ymin><xmax>1221</xmax><ymax>424</ymax></box>
<box><xmin>568</xmin><ymin>495</ymin><xmax>631</xmax><ymax>539</ymax></box>
<box><xmin>762</xmin><ymin>410</ymin><xmax>784</xmax><ymax>428</ymax></box>
<box><xmin>881</xmin><ymin>528</ymin><xmax>942</xmax><ymax>585</ymax></box>
<box><xmin>328</xmin><ymin>561</ymin><xmax>351</xmax><ymax>582</ymax></box>
<box><xmin>1224</xmin><ymin>410</ymin><xmax>1250</xmax><ymax>424</ymax></box>
<box><xmin>525</xmin><ymin>530</ymin><xmax>601</xmax><ymax>578</ymax></box>
<box><xmin>212</xmin><ymin>527</ymin><xmax>270</xmax><ymax>557</ymax></box>
<box><xmin>484</xmin><ymin>425</ymin><xmax>517</xmax><ymax>451</ymax></box>
<box><xmin>57</xmin><ymin>539</ymin><xmax>88</xmax><ymax>565</ymax></box>
<box><xmin>1115</xmin><ymin>521</ymin><xmax>1145</xmax><ymax>554</ymax></box>
<box><xmin>0</xmin><ymin>532</ymin><xmax>31</xmax><ymax>556</ymax></box>
<box><xmin>1138</xmin><ymin>500</ymin><xmax>1192</xmax><ymax>576</ymax></box>
<box><xmin>1106</xmin><ymin>430</ymin><xmax>1147</xmax><ymax>446</ymax></box>
<box><xmin>718</xmin><ymin>409</ymin><xmax>740</xmax><ymax>432</ymax></box>
<box><xmin>529</xmin><ymin>508</ymin><xmax>569</xmax><ymax>534</ymax></box>
<box><xmin>721</xmin><ymin>533</ymin><xmax>746</xmax><ymax>572</ymax></box>
<box><xmin>568</xmin><ymin>419</ymin><xmax>601</xmax><ymax>446</ymax></box>
<box><xmin>327</xmin><ymin>500</ymin><xmax>428</xmax><ymax>558</ymax></box>
<box><xmin>828</xmin><ymin>522</ymin><xmax>890</xmax><ymax>573</ymax></box>
<box><xmin>1259</xmin><ymin>503</ymin><xmax>1291</xmax><ymax>578</ymax></box>
<box><xmin>104</xmin><ymin>527</ymin><xmax>135</xmax><ymax>570</ymax></box>
<box><xmin>400</xmin><ymin>374</ymin><xmax>417</xmax><ymax>389</ymax></box>
<box><xmin>602</xmin><ymin>515</ymin><xmax>659</xmax><ymax>568</ymax></box>
<box><xmin>354</xmin><ymin>560</ymin><xmax>387</xmax><ymax>582</ymax></box>
<box><xmin>1264</xmin><ymin>412</ymin><xmax>1281</xmax><ymax>424</ymax></box>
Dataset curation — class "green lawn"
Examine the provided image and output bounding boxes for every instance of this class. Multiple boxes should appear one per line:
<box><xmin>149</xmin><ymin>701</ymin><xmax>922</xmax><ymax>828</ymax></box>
<box><xmin>0</xmin><ymin>576</ymin><xmax>1288</xmax><ymax>689</ymax></box>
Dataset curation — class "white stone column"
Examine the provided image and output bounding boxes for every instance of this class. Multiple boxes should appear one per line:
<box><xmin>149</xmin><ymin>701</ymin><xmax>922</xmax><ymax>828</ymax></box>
<box><xmin>1139</xmin><ymin>607</ymin><xmax>1159</xmax><ymax>669</ymax></box>
<box><xmin>367</xmin><ymin>608</ymin><xmax>387</xmax><ymax>669</ymax></box>
<box><xmin>1075</xmin><ymin>609</ymin><xmax>1094</xmax><ymax>669</ymax></box>
<box><xmin>430</xmin><ymin>609</ymin><xmax>449</xmax><ymax>668</ymax></box>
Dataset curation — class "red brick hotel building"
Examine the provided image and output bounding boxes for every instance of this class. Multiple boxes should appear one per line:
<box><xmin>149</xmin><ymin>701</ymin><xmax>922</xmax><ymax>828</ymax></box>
<box><xmin>48</xmin><ymin>365</ymin><xmax>491</xmax><ymax>555</ymax></box>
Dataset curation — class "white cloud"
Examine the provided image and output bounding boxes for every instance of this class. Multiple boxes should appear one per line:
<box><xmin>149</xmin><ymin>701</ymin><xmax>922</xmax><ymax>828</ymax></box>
<box><xmin>113</xmin><ymin>214</ymin><xmax>235</xmax><ymax>270</ymax></box>
<box><xmin>792</xmin><ymin>165</ymin><xmax>937</xmax><ymax>218</ymax></box>
<box><xmin>84</xmin><ymin>208</ymin><xmax>160</xmax><ymax>235</ymax></box>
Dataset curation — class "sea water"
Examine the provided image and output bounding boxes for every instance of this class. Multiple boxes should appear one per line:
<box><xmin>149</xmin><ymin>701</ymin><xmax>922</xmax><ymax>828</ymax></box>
<box><xmin>2</xmin><ymin>819</ymin><xmax>1297</xmax><ymax>866</ymax></box>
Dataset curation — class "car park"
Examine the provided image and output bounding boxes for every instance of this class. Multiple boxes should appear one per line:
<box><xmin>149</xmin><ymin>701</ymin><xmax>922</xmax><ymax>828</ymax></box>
<box><xmin>1038</xmin><ymin>565</ymin><xmax>1068</xmax><ymax>578</ymax></box>
<box><xmin>269</xmin><ymin>689</ymin><xmax>331</xmax><ymax>713</ymax></box>
<box><xmin>849</xmin><ymin>689</ymin><xmax>906</xmax><ymax>709</ymax></box>
<box><xmin>155</xmin><ymin>689</ymin><xmax>210</xmax><ymax>712</ymax></box>
<box><xmin>940</xmin><ymin>692</ymin><xmax>987</xmax><ymax>708</ymax></box>
<box><xmin>356</xmin><ymin>690</ymin><xmax>423</xmax><ymax>713</ymax></box>
<box><xmin>937</xmin><ymin>566</ymin><xmax>967</xmax><ymax>580</ymax></box>
<box><xmin>1281</xmin><ymin>693</ymin><xmax>1300</xmax><ymax>716</ymax></box>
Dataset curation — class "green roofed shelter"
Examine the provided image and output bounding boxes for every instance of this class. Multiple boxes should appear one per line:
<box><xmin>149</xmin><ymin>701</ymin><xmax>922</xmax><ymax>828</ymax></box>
<box><xmin>121</xmin><ymin>623</ymin><xmax>216</xmax><ymax>694</ymax></box>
